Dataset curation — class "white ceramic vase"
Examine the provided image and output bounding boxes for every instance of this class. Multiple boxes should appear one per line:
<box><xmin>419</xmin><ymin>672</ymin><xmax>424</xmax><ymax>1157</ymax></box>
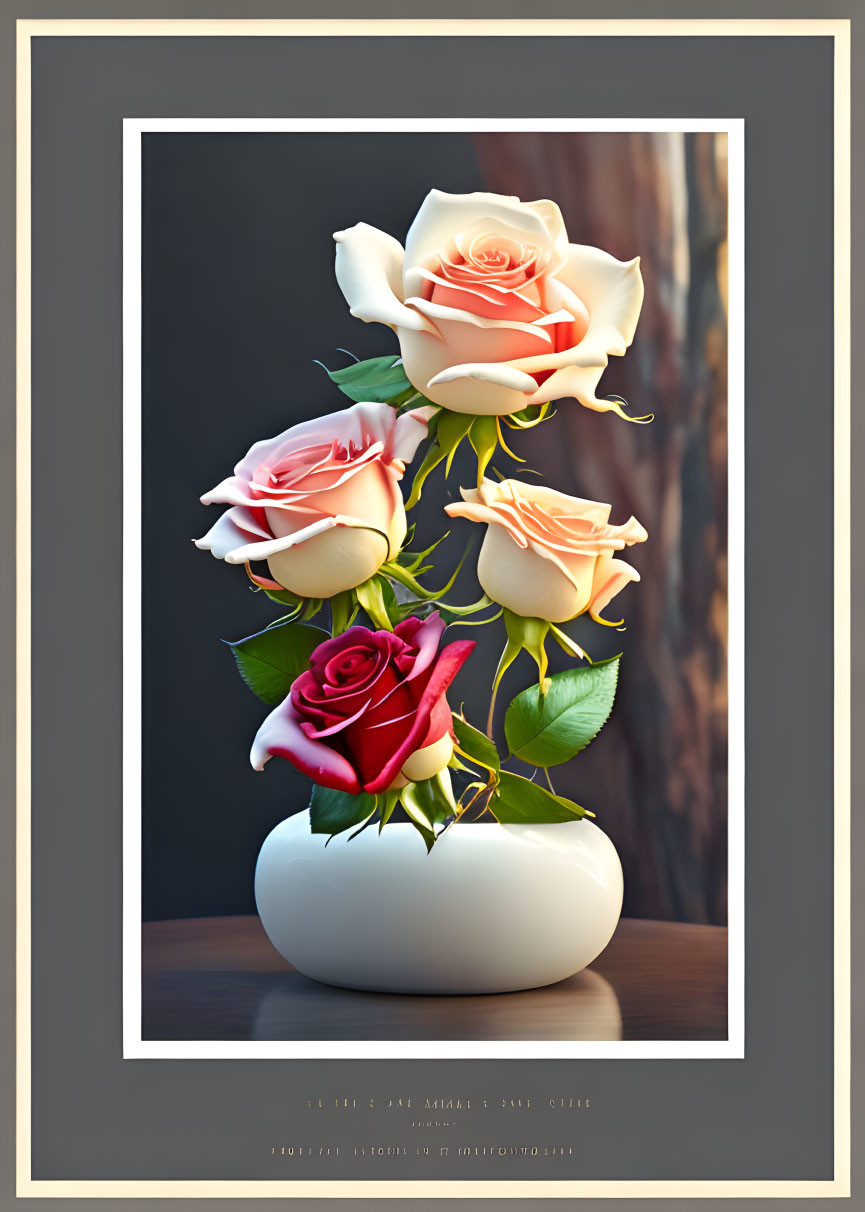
<box><xmin>255</xmin><ymin>809</ymin><xmax>623</xmax><ymax>995</ymax></box>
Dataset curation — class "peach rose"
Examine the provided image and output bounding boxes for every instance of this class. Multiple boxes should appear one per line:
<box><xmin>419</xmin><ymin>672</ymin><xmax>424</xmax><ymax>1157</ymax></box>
<box><xmin>334</xmin><ymin>189</ymin><xmax>644</xmax><ymax>417</ymax></box>
<box><xmin>195</xmin><ymin>401</ymin><xmax>434</xmax><ymax>599</ymax></box>
<box><xmin>445</xmin><ymin>479</ymin><xmax>648</xmax><ymax>624</ymax></box>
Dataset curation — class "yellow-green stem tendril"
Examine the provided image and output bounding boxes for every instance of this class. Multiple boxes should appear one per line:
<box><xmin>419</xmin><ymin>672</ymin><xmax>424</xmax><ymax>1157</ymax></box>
<box><xmin>589</xmin><ymin>611</ymin><xmax>626</xmax><ymax>628</ymax></box>
<box><xmin>502</xmin><ymin>402</ymin><xmax>554</xmax><ymax>430</ymax></box>
<box><xmin>602</xmin><ymin>394</ymin><xmax>654</xmax><ymax>424</ymax></box>
<box><xmin>494</xmin><ymin>416</ymin><xmax>526</xmax><ymax>462</ymax></box>
<box><xmin>452</xmin><ymin>741</ymin><xmax>497</xmax><ymax>777</ymax></box>
<box><xmin>487</xmin><ymin>638</ymin><xmax>521</xmax><ymax>738</ymax></box>
<box><xmin>549</xmin><ymin>624</ymin><xmax>590</xmax><ymax>662</ymax></box>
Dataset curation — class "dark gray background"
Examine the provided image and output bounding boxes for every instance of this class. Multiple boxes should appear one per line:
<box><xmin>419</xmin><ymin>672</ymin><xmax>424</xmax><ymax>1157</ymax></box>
<box><xmin>10</xmin><ymin>15</ymin><xmax>856</xmax><ymax>1199</ymax></box>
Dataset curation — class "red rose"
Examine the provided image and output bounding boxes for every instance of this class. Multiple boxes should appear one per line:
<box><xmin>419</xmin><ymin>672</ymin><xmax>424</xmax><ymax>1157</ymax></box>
<box><xmin>250</xmin><ymin>613</ymin><xmax>475</xmax><ymax>795</ymax></box>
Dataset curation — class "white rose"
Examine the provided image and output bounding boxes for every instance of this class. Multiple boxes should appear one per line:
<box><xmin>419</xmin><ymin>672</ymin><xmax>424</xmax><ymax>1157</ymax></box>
<box><xmin>334</xmin><ymin>189</ymin><xmax>644</xmax><ymax>418</ymax></box>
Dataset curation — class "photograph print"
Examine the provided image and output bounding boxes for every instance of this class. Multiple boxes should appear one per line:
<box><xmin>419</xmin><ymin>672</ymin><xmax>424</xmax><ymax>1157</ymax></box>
<box><xmin>127</xmin><ymin>122</ymin><xmax>739</xmax><ymax>1054</ymax></box>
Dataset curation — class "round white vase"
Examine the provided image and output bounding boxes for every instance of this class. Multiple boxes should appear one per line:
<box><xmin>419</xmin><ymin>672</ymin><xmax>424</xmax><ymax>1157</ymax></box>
<box><xmin>254</xmin><ymin>810</ymin><xmax>623</xmax><ymax>995</ymax></box>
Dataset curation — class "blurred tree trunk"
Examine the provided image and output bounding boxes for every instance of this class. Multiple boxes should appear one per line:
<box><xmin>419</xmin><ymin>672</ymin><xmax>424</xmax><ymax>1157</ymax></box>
<box><xmin>473</xmin><ymin>133</ymin><xmax>729</xmax><ymax>924</ymax></box>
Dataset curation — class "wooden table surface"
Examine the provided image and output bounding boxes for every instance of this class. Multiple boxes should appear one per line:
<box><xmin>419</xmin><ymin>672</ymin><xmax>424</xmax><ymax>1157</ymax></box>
<box><xmin>142</xmin><ymin>915</ymin><xmax>727</xmax><ymax>1042</ymax></box>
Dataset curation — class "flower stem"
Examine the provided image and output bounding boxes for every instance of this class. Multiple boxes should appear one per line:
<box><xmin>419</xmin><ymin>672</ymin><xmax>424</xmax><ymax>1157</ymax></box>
<box><xmin>487</xmin><ymin>636</ymin><xmax>521</xmax><ymax>738</ymax></box>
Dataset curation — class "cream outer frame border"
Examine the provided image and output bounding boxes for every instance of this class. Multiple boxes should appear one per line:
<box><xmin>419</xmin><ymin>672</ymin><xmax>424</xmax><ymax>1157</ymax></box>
<box><xmin>14</xmin><ymin>16</ymin><xmax>851</xmax><ymax>1201</ymax></box>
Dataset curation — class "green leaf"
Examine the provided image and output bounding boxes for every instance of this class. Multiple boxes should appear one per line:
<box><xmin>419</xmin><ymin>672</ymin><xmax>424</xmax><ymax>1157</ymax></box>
<box><xmin>324</xmin><ymin>354</ymin><xmax>413</xmax><ymax>404</ymax></box>
<box><xmin>504</xmin><ymin>656</ymin><xmax>620</xmax><ymax>767</ymax></box>
<box><xmin>226</xmin><ymin>621</ymin><xmax>327</xmax><ymax>705</ymax></box>
<box><xmin>452</xmin><ymin>713</ymin><xmax>500</xmax><ymax>773</ymax></box>
<box><xmin>309</xmin><ymin>785</ymin><xmax>377</xmax><ymax>839</ymax></box>
<box><xmin>489</xmin><ymin>770</ymin><xmax>588</xmax><ymax>824</ymax></box>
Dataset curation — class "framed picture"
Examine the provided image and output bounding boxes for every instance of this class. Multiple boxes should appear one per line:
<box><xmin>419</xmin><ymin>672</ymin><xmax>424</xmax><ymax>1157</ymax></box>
<box><xmin>124</xmin><ymin>115</ymin><xmax>743</xmax><ymax>1063</ymax></box>
<box><xmin>11</xmin><ymin>11</ymin><xmax>856</xmax><ymax>1202</ymax></box>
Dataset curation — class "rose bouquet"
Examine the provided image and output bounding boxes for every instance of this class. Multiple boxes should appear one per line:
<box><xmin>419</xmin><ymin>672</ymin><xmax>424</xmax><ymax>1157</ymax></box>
<box><xmin>196</xmin><ymin>189</ymin><xmax>648</xmax><ymax>853</ymax></box>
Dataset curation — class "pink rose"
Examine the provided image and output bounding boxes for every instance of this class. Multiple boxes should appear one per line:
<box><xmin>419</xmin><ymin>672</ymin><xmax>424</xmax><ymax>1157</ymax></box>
<box><xmin>445</xmin><ymin>479</ymin><xmax>648</xmax><ymax>624</ymax></box>
<box><xmin>250</xmin><ymin>613</ymin><xmax>475</xmax><ymax>795</ymax></box>
<box><xmin>195</xmin><ymin>400</ymin><xmax>434</xmax><ymax>598</ymax></box>
<box><xmin>334</xmin><ymin>189</ymin><xmax>643</xmax><ymax>417</ymax></box>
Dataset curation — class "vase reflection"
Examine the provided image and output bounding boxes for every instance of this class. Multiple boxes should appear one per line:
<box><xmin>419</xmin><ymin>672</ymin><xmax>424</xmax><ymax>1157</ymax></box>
<box><xmin>251</xmin><ymin>967</ymin><xmax>622</xmax><ymax>1042</ymax></box>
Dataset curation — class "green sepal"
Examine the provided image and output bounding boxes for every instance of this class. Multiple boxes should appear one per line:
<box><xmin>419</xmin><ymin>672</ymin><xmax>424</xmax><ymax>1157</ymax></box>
<box><xmin>405</xmin><ymin>442</ymin><xmax>447</xmax><ymax>510</ymax></box>
<box><xmin>300</xmin><ymin>597</ymin><xmax>324</xmax><ymax>621</ymax></box>
<box><xmin>437</xmin><ymin>411</ymin><xmax>476</xmax><ymax>476</ymax></box>
<box><xmin>400</xmin><ymin>769</ymin><xmax>458</xmax><ymax>851</ymax></box>
<box><xmin>225</xmin><ymin>621</ymin><xmax>327</xmax><ymax>705</ymax></box>
<box><xmin>397</xmin><ymin>530</ymin><xmax>449</xmax><ymax>573</ymax></box>
<box><xmin>355</xmin><ymin>575</ymin><xmax>394</xmax><ymax>631</ymax></box>
<box><xmin>468</xmin><ymin>415</ymin><xmax>499</xmax><ymax>486</ymax></box>
<box><xmin>448</xmin><ymin>752</ymin><xmax>482</xmax><ymax>776</ymax></box>
<box><xmin>377</xmin><ymin>790</ymin><xmax>401</xmax><ymax>834</ymax></box>
<box><xmin>502</xmin><ymin>402</ymin><xmax>554</xmax><ymax>429</ymax></box>
<box><xmin>504</xmin><ymin>656</ymin><xmax>620</xmax><ymax>768</ymax></box>
<box><xmin>437</xmin><ymin>593</ymin><xmax>495</xmax><ymax>618</ymax></box>
<box><xmin>502</xmin><ymin>610</ymin><xmax>551</xmax><ymax>695</ymax></box>
<box><xmin>380</xmin><ymin>531</ymin><xmax>476</xmax><ymax>605</ymax></box>
<box><xmin>549</xmin><ymin>624</ymin><xmax>590</xmax><ymax>662</ymax></box>
<box><xmin>441</xmin><ymin>605</ymin><xmax>503</xmax><ymax>628</ymax></box>
<box><xmin>263</xmin><ymin>585</ymin><xmax>304</xmax><ymax>608</ymax></box>
<box><xmin>488</xmin><ymin>770</ymin><xmax>589</xmax><ymax>825</ymax></box>
<box><xmin>330</xmin><ymin>590</ymin><xmax>359</xmax><ymax>636</ymax></box>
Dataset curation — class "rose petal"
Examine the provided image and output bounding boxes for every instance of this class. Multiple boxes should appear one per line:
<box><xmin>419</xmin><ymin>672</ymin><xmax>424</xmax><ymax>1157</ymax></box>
<box><xmin>407</xmin><ymin>295</ymin><xmax>557</xmax><ymax>345</ymax></box>
<box><xmin>194</xmin><ymin>505</ymin><xmax>271</xmax><ymax>560</ymax></box>
<box><xmin>403</xmin><ymin>190</ymin><xmax>564</xmax><ymax>295</ymax></box>
<box><xmin>393</xmin><ymin>611</ymin><xmax>446</xmax><ymax>684</ymax></box>
<box><xmin>216</xmin><ymin>514</ymin><xmax>392</xmax><ymax>567</ymax></box>
<box><xmin>390</xmin><ymin>405</ymin><xmax>437</xmax><ymax>463</ymax></box>
<box><xmin>334</xmin><ymin>223</ymin><xmax>435</xmax><ymax>333</ymax></box>
<box><xmin>250</xmin><ymin>697</ymin><xmax>361</xmax><ymax>793</ymax></box>
<box><xmin>362</xmin><ymin>639</ymin><xmax>475</xmax><ymax>794</ymax></box>
<box><xmin>561</xmin><ymin>244</ymin><xmax>644</xmax><ymax>352</ymax></box>
<box><xmin>429</xmin><ymin>363</ymin><xmax>539</xmax><ymax>394</ymax></box>
<box><xmin>233</xmin><ymin>400</ymin><xmax>421</xmax><ymax>482</ymax></box>
<box><xmin>216</xmin><ymin>515</ymin><xmax>339</xmax><ymax>564</ymax></box>
<box><xmin>510</xmin><ymin>246</ymin><xmax>644</xmax><ymax>410</ymax></box>
<box><xmin>588</xmin><ymin>556</ymin><xmax>641</xmax><ymax>621</ymax></box>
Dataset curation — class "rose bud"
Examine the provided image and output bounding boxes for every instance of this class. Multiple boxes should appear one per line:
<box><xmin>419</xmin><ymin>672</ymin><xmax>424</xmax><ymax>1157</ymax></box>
<box><xmin>445</xmin><ymin>479</ymin><xmax>648</xmax><ymax>624</ymax></box>
<box><xmin>334</xmin><ymin>189</ymin><xmax>643</xmax><ymax>418</ymax></box>
<box><xmin>195</xmin><ymin>400</ymin><xmax>435</xmax><ymax>599</ymax></box>
<box><xmin>250</xmin><ymin>613</ymin><xmax>475</xmax><ymax>795</ymax></box>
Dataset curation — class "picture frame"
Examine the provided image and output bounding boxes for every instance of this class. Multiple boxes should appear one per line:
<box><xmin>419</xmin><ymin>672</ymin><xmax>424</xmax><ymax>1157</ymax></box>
<box><xmin>8</xmin><ymin>10</ymin><xmax>858</xmax><ymax>1203</ymax></box>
